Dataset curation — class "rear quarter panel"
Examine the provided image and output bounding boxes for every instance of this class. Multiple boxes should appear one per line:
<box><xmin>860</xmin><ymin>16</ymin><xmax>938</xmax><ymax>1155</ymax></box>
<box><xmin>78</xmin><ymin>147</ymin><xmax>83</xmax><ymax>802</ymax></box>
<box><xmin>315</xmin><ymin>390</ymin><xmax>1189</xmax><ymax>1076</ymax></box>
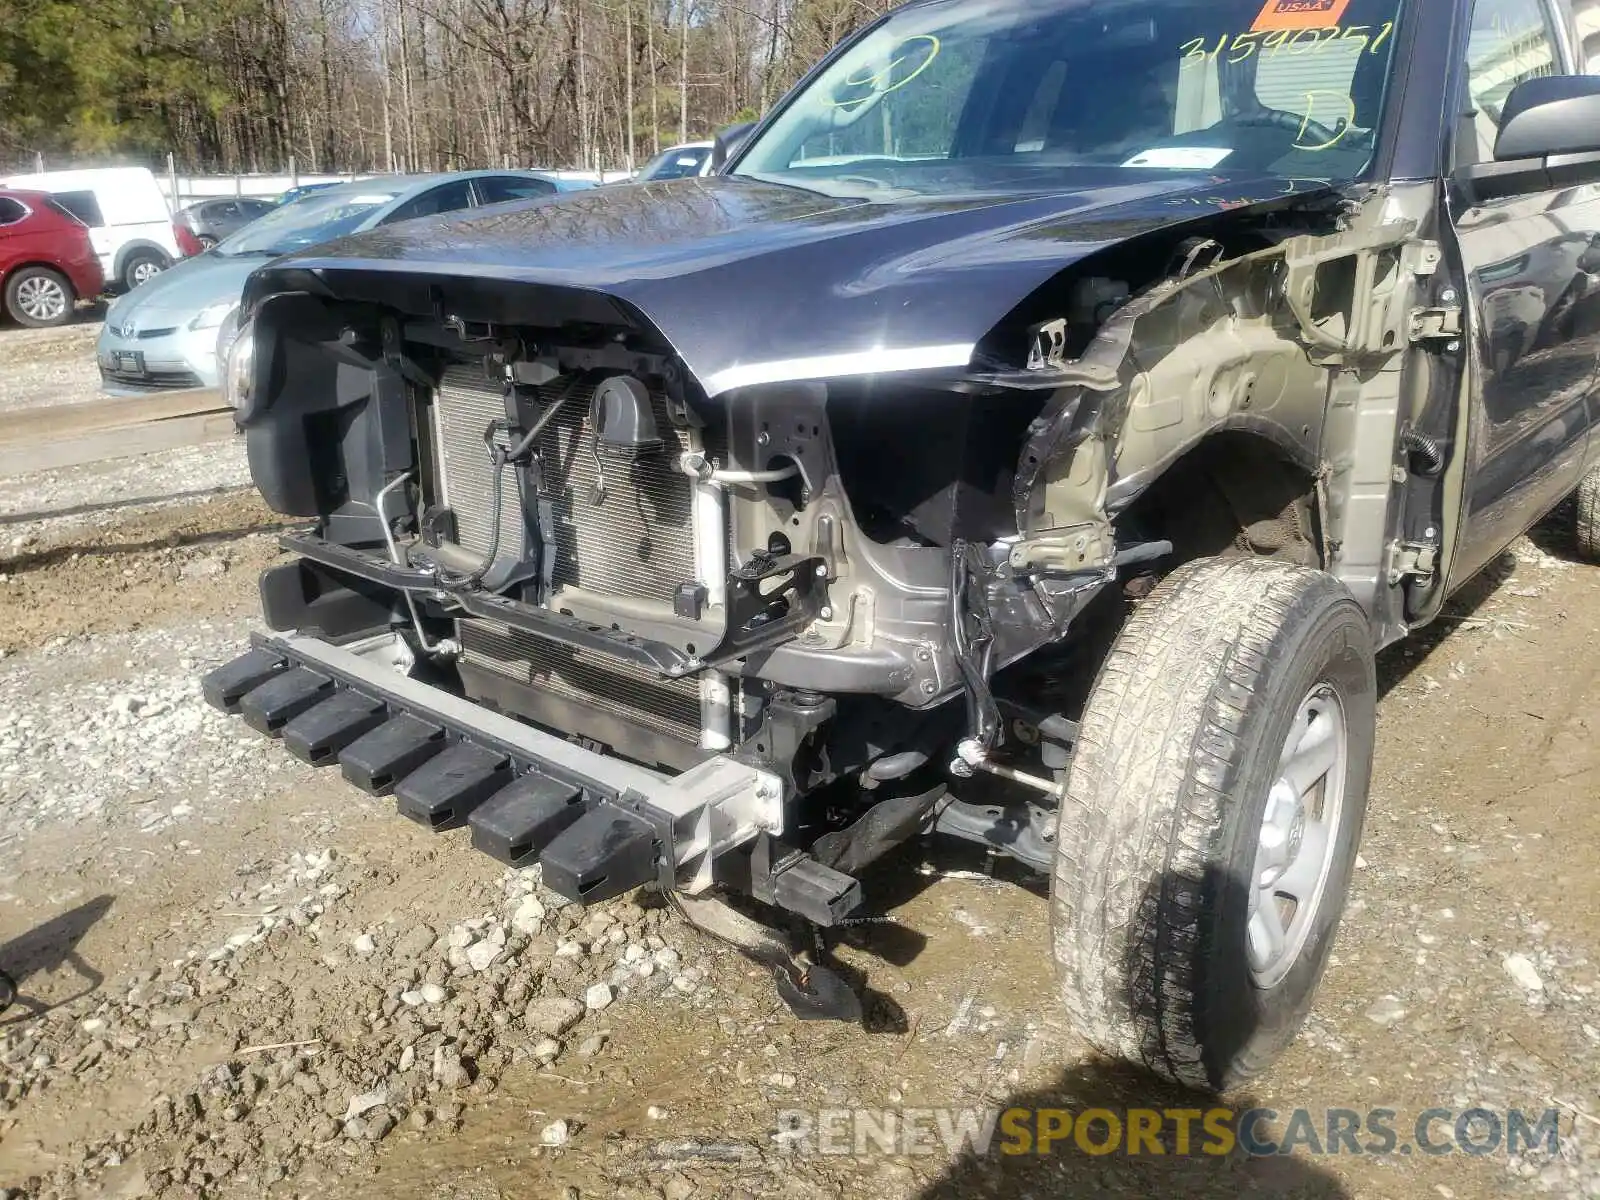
<box><xmin>0</xmin><ymin>207</ymin><xmax>105</xmax><ymax>297</ymax></box>
<box><xmin>0</xmin><ymin>214</ymin><xmax>59</xmax><ymax>285</ymax></box>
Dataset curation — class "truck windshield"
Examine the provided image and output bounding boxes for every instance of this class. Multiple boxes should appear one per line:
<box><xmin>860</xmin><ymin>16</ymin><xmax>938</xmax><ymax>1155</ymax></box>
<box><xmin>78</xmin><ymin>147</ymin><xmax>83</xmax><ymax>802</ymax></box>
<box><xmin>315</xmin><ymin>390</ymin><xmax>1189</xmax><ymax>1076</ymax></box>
<box><xmin>734</xmin><ymin>0</ymin><xmax>1406</xmax><ymax>197</ymax></box>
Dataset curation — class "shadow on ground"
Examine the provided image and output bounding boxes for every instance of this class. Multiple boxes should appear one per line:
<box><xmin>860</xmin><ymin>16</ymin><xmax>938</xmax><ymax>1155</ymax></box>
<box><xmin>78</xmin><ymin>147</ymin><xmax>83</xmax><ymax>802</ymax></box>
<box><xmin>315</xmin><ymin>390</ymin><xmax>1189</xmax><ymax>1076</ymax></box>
<box><xmin>1374</xmin><ymin>547</ymin><xmax>1514</xmax><ymax>698</ymax></box>
<box><xmin>0</xmin><ymin>894</ymin><xmax>115</xmax><ymax>1023</ymax></box>
<box><xmin>1375</xmin><ymin>500</ymin><xmax>1576</xmax><ymax>698</ymax></box>
<box><xmin>905</xmin><ymin>854</ymin><xmax>1356</xmax><ymax>1198</ymax></box>
<box><xmin>911</xmin><ymin>1058</ymin><xmax>1349</xmax><ymax>1198</ymax></box>
<box><xmin>0</xmin><ymin>483</ymin><xmax>253</xmax><ymax>528</ymax></box>
<box><xmin>0</xmin><ymin>522</ymin><xmax>291</xmax><ymax>573</ymax></box>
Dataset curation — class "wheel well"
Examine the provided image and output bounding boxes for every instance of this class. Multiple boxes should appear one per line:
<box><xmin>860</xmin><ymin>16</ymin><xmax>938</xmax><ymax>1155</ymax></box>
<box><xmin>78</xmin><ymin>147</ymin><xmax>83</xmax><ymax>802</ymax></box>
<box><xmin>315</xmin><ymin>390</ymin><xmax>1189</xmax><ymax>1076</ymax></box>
<box><xmin>1118</xmin><ymin>432</ymin><xmax>1322</xmax><ymax>570</ymax></box>
<box><xmin>994</xmin><ymin>432</ymin><xmax>1323</xmax><ymax>727</ymax></box>
<box><xmin>113</xmin><ymin>241</ymin><xmax>171</xmax><ymax>277</ymax></box>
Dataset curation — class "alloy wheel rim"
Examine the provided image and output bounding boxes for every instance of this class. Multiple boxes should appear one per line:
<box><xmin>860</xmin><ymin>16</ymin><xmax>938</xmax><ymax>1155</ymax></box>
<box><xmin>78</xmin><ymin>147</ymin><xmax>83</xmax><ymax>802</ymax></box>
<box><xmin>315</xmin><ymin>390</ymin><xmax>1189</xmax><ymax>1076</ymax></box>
<box><xmin>131</xmin><ymin>260</ymin><xmax>161</xmax><ymax>286</ymax></box>
<box><xmin>1247</xmin><ymin>681</ymin><xmax>1348</xmax><ymax>988</ymax></box>
<box><xmin>16</xmin><ymin>275</ymin><xmax>67</xmax><ymax>322</ymax></box>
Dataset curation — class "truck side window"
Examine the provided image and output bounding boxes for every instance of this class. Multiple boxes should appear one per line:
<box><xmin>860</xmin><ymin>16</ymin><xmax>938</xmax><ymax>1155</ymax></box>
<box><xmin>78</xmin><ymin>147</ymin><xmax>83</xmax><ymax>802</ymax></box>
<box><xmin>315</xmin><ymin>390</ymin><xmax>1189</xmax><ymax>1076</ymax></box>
<box><xmin>1463</xmin><ymin>0</ymin><xmax>1561</xmax><ymax>162</ymax></box>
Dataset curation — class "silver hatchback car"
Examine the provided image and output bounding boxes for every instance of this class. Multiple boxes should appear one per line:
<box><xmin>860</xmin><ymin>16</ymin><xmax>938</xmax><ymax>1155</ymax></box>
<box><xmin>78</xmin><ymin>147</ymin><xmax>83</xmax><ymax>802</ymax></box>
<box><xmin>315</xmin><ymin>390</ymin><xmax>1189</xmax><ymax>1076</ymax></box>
<box><xmin>97</xmin><ymin>170</ymin><xmax>575</xmax><ymax>394</ymax></box>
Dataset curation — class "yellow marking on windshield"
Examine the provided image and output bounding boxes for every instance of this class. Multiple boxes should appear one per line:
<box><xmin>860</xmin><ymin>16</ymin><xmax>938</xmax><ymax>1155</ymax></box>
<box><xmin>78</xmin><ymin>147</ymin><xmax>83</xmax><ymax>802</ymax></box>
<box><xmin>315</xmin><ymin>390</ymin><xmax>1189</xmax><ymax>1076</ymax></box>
<box><xmin>1181</xmin><ymin>21</ymin><xmax>1393</xmax><ymax>63</ymax></box>
<box><xmin>824</xmin><ymin>34</ymin><xmax>941</xmax><ymax>110</ymax></box>
<box><xmin>1295</xmin><ymin>93</ymin><xmax>1358</xmax><ymax>149</ymax></box>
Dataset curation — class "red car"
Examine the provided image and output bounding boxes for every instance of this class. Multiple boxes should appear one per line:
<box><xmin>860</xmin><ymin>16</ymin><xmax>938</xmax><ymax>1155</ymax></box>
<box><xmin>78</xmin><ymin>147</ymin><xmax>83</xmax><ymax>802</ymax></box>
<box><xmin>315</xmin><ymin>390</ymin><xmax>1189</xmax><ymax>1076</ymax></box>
<box><xmin>0</xmin><ymin>188</ymin><xmax>104</xmax><ymax>328</ymax></box>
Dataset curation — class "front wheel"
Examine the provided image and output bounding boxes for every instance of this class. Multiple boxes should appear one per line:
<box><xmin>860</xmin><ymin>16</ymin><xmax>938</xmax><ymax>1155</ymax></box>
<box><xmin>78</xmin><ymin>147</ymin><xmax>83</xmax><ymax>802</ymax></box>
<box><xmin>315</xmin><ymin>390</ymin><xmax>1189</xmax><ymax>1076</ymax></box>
<box><xmin>4</xmin><ymin>266</ymin><xmax>74</xmax><ymax>328</ymax></box>
<box><xmin>1575</xmin><ymin>466</ymin><xmax>1600</xmax><ymax>561</ymax></box>
<box><xmin>1051</xmin><ymin>557</ymin><xmax>1376</xmax><ymax>1090</ymax></box>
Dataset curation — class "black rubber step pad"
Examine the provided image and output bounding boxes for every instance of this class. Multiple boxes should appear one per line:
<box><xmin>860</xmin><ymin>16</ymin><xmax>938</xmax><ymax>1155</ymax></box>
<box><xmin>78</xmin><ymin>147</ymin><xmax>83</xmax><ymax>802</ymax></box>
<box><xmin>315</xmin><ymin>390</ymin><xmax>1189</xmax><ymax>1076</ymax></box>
<box><xmin>539</xmin><ymin>804</ymin><xmax>659</xmax><ymax>904</ymax></box>
<box><xmin>201</xmin><ymin>648</ymin><xmax>288</xmax><ymax>713</ymax></box>
<box><xmin>237</xmin><ymin>668</ymin><xmax>335</xmax><ymax>736</ymax></box>
<box><xmin>339</xmin><ymin>714</ymin><xmax>447</xmax><ymax>796</ymax></box>
<box><xmin>395</xmin><ymin>743</ymin><xmax>512</xmax><ymax>830</ymax></box>
<box><xmin>468</xmin><ymin>773</ymin><xmax>585</xmax><ymax>866</ymax></box>
<box><xmin>281</xmin><ymin>691</ymin><xmax>389</xmax><ymax>766</ymax></box>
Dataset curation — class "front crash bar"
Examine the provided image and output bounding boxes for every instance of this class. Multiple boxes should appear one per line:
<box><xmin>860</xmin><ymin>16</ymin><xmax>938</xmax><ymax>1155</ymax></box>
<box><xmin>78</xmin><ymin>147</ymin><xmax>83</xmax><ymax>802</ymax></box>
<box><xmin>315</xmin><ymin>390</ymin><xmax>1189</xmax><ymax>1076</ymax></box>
<box><xmin>205</xmin><ymin>630</ymin><xmax>867</xmax><ymax>1020</ymax></box>
<box><xmin>235</xmin><ymin>631</ymin><xmax>787</xmax><ymax>897</ymax></box>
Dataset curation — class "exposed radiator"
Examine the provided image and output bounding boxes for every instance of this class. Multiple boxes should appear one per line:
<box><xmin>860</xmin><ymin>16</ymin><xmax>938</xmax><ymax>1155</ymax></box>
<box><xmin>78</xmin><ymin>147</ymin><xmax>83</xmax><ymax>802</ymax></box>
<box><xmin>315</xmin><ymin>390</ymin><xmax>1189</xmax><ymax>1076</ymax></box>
<box><xmin>434</xmin><ymin>370</ymin><xmax>523</xmax><ymax>569</ymax></box>
<box><xmin>432</xmin><ymin>365</ymin><xmax>704</xmax><ymax>747</ymax></box>
<box><xmin>434</xmin><ymin>366</ymin><xmax>696</xmax><ymax>604</ymax></box>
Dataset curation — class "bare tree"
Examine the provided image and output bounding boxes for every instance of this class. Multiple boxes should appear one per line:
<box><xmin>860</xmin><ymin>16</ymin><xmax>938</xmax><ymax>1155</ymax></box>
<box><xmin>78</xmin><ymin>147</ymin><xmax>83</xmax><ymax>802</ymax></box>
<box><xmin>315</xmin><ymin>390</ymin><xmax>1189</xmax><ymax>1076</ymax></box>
<box><xmin>0</xmin><ymin>0</ymin><xmax>903</xmax><ymax>174</ymax></box>
<box><xmin>679</xmin><ymin>0</ymin><xmax>689</xmax><ymax>146</ymax></box>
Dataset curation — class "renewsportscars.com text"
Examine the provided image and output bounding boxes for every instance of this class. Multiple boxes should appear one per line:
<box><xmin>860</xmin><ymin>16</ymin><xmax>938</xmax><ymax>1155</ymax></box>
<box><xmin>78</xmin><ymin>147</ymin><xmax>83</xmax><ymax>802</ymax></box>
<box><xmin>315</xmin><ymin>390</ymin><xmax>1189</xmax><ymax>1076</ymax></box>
<box><xmin>773</xmin><ymin>1106</ymin><xmax>1561</xmax><ymax>1159</ymax></box>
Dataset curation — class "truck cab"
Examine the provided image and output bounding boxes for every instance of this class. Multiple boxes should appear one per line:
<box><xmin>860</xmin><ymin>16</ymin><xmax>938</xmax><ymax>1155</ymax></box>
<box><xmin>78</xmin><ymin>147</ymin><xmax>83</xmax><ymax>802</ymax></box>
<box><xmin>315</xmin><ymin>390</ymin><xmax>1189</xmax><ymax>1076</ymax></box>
<box><xmin>204</xmin><ymin>0</ymin><xmax>1600</xmax><ymax>1088</ymax></box>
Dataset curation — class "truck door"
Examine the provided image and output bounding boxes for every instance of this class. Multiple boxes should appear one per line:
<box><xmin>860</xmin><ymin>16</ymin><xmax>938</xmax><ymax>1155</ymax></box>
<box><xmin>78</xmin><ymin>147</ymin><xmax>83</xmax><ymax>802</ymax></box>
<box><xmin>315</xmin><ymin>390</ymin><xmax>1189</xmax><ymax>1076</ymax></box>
<box><xmin>1449</xmin><ymin>0</ymin><xmax>1600</xmax><ymax>586</ymax></box>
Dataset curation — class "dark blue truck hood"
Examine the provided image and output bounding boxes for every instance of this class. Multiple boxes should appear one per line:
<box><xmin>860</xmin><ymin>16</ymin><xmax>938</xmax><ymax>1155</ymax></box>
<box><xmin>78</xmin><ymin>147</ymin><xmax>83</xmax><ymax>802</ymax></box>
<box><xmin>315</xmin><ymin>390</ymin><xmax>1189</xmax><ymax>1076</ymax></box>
<box><xmin>253</xmin><ymin>170</ymin><xmax>1332</xmax><ymax>396</ymax></box>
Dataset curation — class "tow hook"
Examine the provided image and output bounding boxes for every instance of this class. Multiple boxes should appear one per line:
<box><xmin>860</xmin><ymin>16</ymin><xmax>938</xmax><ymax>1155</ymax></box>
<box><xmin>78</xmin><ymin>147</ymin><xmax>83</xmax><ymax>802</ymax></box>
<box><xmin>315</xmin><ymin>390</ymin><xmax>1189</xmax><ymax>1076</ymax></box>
<box><xmin>671</xmin><ymin>892</ymin><xmax>863</xmax><ymax>1024</ymax></box>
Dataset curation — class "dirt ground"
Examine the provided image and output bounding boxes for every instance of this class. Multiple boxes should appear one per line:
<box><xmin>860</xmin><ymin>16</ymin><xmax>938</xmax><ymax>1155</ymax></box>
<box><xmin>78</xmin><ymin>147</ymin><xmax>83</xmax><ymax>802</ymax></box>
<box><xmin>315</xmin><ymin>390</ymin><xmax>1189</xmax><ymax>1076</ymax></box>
<box><xmin>0</xmin><ymin>320</ymin><xmax>1597</xmax><ymax>1200</ymax></box>
<box><xmin>0</xmin><ymin>317</ymin><xmax>106</xmax><ymax>416</ymax></box>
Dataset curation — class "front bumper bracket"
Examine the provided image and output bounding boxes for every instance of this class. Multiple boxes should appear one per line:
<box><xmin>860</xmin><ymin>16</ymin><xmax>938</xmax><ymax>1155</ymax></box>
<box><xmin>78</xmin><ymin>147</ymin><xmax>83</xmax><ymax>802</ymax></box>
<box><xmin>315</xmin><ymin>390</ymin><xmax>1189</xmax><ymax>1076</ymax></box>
<box><xmin>201</xmin><ymin>633</ymin><xmax>860</xmax><ymax>924</ymax></box>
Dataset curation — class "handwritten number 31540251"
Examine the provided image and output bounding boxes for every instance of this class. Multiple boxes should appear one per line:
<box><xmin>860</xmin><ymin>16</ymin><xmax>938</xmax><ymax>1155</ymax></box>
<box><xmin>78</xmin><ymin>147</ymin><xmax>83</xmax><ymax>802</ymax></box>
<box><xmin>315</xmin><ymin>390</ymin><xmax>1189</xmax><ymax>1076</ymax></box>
<box><xmin>1180</xmin><ymin>22</ymin><xmax>1394</xmax><ymax>63</ymax></box>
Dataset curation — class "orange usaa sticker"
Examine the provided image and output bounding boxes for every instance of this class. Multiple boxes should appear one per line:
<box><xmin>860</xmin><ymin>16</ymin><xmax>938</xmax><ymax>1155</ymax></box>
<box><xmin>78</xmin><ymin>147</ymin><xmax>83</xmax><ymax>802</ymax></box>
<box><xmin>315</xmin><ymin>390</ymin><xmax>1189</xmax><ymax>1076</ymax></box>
<box><xmin>1251</xmin><ymin>0</ymin><xmax>1351</xmax><ymax>31</ymax></box>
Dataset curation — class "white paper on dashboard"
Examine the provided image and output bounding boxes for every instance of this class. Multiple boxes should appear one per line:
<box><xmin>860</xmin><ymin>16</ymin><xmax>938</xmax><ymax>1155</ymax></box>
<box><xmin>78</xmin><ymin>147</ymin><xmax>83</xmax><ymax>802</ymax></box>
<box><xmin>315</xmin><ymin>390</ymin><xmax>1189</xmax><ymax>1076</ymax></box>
<box><xmin>1121</xmin><ymin>147</ymin><xmax>1233</xmax><ymax>169</ymax></box>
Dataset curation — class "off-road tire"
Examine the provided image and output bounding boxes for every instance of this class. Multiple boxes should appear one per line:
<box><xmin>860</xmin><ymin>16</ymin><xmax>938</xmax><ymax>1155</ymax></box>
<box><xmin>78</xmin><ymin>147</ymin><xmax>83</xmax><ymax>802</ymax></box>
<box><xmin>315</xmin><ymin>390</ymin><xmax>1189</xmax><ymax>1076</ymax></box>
<box><xmin>1576</xmin><ymin>467</ymin><xmax>1600</xmax><ymax>562</ymax></box>
<box><xmin>4</xmin><ymin>266</ymin><xmax>73</xmax><ymax>328</ymax></box>
<box><xmin>1051</xmin><ymin>556</ymin><xmax>1376</xmax><ymax>1090</ymax></box>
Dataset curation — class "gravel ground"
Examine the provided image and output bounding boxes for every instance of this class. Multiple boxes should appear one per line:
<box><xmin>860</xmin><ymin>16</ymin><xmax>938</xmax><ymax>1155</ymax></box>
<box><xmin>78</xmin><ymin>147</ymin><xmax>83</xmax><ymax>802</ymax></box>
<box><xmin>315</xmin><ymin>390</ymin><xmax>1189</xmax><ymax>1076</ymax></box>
<box><xmin>1</xmin><ymin>408</ymin><xmax>1598</xmax><ymax>1197</ymax></box>
<box><xmin>0</xmin><ymin>441</ymin><xmax>252</xmax><ymax>547</ymax></box>
<box><xmin>0</xmin><ymin>316</ymin><xmax>253</xmax><ymax>548</ymax></box>
<box><xmin>0</xmin><ymin>318</ymin><xmax>106</xmax><ymax>415</ymax></box>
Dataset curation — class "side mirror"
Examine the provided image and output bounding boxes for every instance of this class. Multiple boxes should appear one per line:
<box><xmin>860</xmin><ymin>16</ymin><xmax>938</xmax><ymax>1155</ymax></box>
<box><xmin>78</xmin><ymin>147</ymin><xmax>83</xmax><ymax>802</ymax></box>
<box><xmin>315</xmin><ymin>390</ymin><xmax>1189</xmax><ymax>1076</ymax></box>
<box><xmin>1457</xmin><ymin>75</ymin><xmax>1600</xmax><ymax>203</ymax></box>
<box><xmin>1495</xmin><ymin>74</ymin><xmax>1600</xmax><ymax>160</ymax></box>
<box><xmin>711</xmin><ymin>122</ymin><xmax>756</xmax><ymax>173</ymax></box>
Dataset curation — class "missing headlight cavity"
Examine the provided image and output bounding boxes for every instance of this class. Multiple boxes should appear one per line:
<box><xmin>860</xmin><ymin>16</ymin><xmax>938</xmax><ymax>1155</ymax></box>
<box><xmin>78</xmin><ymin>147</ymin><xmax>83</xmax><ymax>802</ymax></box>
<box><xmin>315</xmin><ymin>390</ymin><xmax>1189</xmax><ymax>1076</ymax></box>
<box><xmin>827</xmin><ymin>381</ymin><xmax>1045</xmax><ymax>547</ymax></box>
<box><xmin>1311</xmin><ymin>253</ymin><xmax>1360</xmax><ymax>323</ymax></box>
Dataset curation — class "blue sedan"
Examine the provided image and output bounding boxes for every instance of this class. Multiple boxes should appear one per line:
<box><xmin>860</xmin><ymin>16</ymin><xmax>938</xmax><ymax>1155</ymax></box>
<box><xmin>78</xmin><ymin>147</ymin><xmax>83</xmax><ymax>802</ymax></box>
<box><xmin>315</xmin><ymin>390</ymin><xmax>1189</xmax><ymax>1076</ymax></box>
<box><xmin>98</xmin><ymin>170</ymin><xmax>571</xmax><ymax>394</ymax></box>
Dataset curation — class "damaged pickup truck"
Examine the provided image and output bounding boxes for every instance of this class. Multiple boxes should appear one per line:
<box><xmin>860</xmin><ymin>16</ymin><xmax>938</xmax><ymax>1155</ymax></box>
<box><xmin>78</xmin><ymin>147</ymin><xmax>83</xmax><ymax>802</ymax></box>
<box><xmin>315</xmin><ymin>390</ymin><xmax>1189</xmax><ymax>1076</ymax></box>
<box><xmin>204</xmin><ymin>0</ymin><xmax>1600</xmax><ymax>1087</ymax></box>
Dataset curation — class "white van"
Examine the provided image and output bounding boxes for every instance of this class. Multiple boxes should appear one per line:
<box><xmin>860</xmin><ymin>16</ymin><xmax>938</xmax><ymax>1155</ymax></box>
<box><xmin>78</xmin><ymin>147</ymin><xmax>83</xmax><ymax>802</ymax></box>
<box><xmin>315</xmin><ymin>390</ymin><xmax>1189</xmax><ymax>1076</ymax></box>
<box><xmin>0</xmin><ymin>166</ymin><xmax>187</xmax><ymax>291</ymax></box>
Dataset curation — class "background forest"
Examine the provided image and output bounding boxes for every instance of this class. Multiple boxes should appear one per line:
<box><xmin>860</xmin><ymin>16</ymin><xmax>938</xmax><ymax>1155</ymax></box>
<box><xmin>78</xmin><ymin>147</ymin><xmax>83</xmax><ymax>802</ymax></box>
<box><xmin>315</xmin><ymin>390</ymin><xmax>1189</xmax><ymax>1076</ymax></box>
<box><xmin>0</xmin><ymin>0</ymin><xmax>895</xmax><ymax>173</ymax></box>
